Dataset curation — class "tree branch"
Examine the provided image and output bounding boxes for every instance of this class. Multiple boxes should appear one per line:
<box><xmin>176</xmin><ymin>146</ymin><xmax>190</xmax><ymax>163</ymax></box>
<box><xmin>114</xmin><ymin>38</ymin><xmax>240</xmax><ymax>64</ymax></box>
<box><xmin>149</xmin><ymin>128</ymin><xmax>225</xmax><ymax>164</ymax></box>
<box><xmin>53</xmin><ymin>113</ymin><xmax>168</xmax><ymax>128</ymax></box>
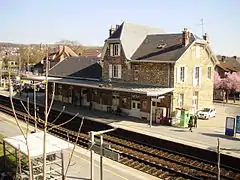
<box><xmin>9</xmin><ymin>75</ymin><xmax>27</xmax><ymax>139</ymax></box>
<box><xmin>50</xmin><ymin>105</ymin><xmax>65</xmax><ymax>125</ymax></box>
<box><xmin>48</xmin><ymin>112</ymin><xmax>79</xmax><ymax>131</ymax></box>
<box><xmin>47</xmin><ymin>82</ymin><xmax>55</xmax><ymax>116</ymax></box>
<box><xmin>64</xmin><ymin>117</ymin><xmax>84</xmax><ymax>177</ymax></box>
<box><xmin>20</xmin><ymin>100</ymin><xmax>40</xmax><ymax>125</ymax></box>
<box><xmin>8</xmin><ymin>71</ymin><xmax>33</xmax><ymax>180</ymax></box>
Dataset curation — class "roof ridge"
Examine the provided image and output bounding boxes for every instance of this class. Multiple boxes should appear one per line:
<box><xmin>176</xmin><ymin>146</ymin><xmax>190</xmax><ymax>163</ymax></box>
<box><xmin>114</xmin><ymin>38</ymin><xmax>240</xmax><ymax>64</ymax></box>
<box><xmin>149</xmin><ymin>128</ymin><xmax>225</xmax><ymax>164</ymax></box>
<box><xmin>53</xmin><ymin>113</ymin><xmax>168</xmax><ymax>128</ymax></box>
<box><xmin>147</xmin><ymin>33</ymin><xmax>182</xmax><ymax>36</ymax></box>
<box><xmin>123</xmin><ymin>21</ymin><xmax>163</xmax><ymax>30</ymax></box>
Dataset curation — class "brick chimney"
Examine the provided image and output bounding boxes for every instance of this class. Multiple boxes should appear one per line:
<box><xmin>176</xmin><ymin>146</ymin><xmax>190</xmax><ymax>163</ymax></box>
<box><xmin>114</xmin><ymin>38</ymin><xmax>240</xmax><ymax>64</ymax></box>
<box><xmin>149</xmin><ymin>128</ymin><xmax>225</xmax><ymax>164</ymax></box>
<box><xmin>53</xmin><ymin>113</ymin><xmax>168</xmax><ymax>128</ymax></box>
<box><xmin>109</xmin><ymin>25</ymin><xmax>116</xmax><ymax>37</ymax></box>
<box><xmin>203</xmin><ymin>33</ymin><xmax>209</xmax><ymax>43</ymax></box>
<box><xmin>182</xmin><ymin>28</ymin><xmax>190</xmax><ymax>46</ymax></box>
<box><xmin>221</xmin><ymin>56</ymin><xmax>226</xmax><ymax>62</ymax></box>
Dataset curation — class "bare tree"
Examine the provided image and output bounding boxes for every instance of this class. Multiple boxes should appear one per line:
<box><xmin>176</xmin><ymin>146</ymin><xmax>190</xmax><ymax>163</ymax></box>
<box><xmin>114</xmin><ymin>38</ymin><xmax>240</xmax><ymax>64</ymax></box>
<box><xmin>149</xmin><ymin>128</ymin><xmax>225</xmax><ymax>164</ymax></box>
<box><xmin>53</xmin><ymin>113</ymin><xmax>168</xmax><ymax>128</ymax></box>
<box><xmin>41</xmin><ymin>45</ymin><xmax>84</xmax><ymax>179</ymax></box>
<box><xmin>8</xmin><ymin>44</ymin><xmax>85</xmax><ymax>180</ymax></box>
<box><xmin>8</xmin><ymin>71</ymin><xmax>33</xmax><ymax>179</ymax></box>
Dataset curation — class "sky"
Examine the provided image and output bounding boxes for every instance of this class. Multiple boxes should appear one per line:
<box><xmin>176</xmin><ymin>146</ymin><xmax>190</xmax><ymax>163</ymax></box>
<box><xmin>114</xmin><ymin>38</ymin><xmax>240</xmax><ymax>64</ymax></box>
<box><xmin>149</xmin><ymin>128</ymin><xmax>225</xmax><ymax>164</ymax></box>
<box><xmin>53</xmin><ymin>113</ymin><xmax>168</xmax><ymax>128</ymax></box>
<box><xmin>0</xmin><ymin>0</ymin><xmax>239</xmax><ymax>56</ymax></box>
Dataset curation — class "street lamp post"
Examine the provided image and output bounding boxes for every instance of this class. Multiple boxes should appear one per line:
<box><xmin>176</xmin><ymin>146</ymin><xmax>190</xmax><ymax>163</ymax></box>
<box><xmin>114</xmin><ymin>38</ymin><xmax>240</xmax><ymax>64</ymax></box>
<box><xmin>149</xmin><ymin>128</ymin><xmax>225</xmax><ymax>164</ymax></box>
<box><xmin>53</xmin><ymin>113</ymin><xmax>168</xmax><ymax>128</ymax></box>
<box><xmin>150</xmin><ymin>97</ymin><xmax>153</xmax><ymax>127</ymax></box>
<box><xmin>89</xmin><ymin>128</ymin><xmax>117</xmax><ymax>180</ymax></box>
<box><xmin>33</xmin><ymin>83</ymin><xmax>37</xmax><ymax>132</ymax></box>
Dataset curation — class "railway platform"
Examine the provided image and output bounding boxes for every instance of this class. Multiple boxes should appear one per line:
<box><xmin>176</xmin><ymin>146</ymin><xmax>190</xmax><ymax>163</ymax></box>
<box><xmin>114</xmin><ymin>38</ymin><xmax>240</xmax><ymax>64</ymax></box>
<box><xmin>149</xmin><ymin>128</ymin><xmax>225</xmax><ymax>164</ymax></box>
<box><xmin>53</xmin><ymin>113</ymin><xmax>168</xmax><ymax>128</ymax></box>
<box><xmin>1</xmin><ymin>90</ymin><xmax>240</xmax><ymax>159</ymax></box>
<box><xmin>0</xmin><ymin>111</ymin><xmax>160</xmax><ymax>180</ymax></box>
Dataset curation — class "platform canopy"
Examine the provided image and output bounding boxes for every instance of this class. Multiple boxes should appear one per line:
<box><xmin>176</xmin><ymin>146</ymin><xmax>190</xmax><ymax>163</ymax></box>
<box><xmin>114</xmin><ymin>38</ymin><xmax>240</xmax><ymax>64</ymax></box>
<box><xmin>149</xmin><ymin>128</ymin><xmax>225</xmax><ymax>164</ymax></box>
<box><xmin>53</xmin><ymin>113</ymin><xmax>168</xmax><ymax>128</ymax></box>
<box><xmin>3</xmin><ymin>132</ymin><xmax>73</xmax><ymax>159</ymax></box>
<box><xmin>136</xmin><ymin>87</ymin><xmax>174</xmax><ymax>97</ymax></box>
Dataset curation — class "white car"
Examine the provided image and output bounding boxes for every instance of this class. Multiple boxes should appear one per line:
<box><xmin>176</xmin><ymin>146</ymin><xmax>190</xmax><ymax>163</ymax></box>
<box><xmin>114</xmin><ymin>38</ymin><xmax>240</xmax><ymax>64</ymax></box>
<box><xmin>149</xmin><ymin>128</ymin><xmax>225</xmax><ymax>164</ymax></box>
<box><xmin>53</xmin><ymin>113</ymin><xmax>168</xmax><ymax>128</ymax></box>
<box><xmin>197</xmin><ymin>108</ymin><xmax>216</xmax><ymax>119</ymax></box>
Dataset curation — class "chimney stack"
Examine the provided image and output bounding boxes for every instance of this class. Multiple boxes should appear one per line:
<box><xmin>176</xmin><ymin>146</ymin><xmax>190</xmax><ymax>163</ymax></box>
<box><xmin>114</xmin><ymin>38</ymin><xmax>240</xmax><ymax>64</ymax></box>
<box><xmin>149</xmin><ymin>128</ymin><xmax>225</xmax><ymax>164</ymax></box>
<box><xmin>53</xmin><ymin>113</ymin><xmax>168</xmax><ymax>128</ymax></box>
<box><xmin>203</xmin><ymin>33</ymin><xmax>209</xmax><ymax>43</ymax></box>
<box><xmin>182</xmin><ymin>28</ymin><xmax>190</xmax><ymax>46</ymax></box>
<box><xmin>221</xmin><ymin>56</ymin><xmax>226</xmax><ymax>62</ymax></box>
<box><xmin>109</xmin><ymin>25</ymin><xmax>116</xmax><ymax>37</ymax></box>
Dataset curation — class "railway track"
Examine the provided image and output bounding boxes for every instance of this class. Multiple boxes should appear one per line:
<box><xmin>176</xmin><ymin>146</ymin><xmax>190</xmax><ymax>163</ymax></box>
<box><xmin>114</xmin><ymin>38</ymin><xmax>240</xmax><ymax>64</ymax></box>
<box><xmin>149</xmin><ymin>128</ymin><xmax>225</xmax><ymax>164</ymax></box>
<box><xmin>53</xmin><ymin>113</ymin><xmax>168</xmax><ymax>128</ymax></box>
<box><xmin>0</xmin><ymin>97</ymin><xmax>240</xmax><ymax>180</ymax></box>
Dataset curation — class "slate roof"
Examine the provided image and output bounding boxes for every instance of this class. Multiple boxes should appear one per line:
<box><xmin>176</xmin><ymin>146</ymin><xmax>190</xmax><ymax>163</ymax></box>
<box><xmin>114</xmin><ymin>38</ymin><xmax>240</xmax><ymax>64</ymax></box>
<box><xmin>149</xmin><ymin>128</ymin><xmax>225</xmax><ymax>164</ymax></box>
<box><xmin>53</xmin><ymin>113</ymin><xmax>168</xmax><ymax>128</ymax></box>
<box><xmin>131</xmin><ymin>33</ymin><xmax>195</xmax><ymax>62</ymax></box>
<box><xmin>48</xmin><ymin>56</ymin><xmax>102</xmax><ymax>79</ymax></box>
<box><xmin>216</xmin><ymin>55</ymin><xmax>240</xmax><ymax>72</ymax></box>
<box><xmin>107</xmin><ymin>22</ymin><xmax>164</xmax><ymax>60</ymax></box>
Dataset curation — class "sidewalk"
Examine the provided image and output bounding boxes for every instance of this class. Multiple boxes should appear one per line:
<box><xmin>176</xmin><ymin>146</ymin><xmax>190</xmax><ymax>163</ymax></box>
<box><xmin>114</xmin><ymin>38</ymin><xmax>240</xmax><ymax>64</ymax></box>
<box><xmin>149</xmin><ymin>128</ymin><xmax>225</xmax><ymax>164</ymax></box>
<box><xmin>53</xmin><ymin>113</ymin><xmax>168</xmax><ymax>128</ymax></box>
<box><xmin>2</xmin><ymin>90</ymin><xmax>240</xmax><ymax>158</ymax></box>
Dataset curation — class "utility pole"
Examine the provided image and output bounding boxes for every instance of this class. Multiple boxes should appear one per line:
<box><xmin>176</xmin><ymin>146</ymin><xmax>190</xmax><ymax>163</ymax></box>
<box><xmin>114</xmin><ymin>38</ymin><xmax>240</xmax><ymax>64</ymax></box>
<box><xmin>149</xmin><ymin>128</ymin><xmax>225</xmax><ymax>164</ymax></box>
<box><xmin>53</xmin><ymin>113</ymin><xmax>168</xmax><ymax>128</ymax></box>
<box><xmin>34</xmin><ymin>83</ymin><xmax>37</xmax><ymax>132</ymax></box>
<box><xmin>200</xmin><ymin>18</ymin><xmax>204</xmax><ymax>36</ymax></box>
<box><xmin>217</xmin><ymin>138</ymin><xmax>221</xmax><ymax>180</ymax></box>
<box><xmin>18</xmin><ymin>56</ymin><xmax>21</xmax><ymax>77</ymax></box>
<box><xmin>100</xmin><ymin>135</ymin><xmax>103</xmax><ymax>180</ymax></box>
<box><xmin>150</xmin><ymin>97</ymin><xmax>153</xmax><ymax>127</ymax></box>
<box><xmin>27</xmin><ymin>47</ymin><xmax>30</xmax><ymax>72</ymax></box>
<box><xmin>43</xmin><ymin>45</ymin><xmax>49</xmax><ymax>180</ymax></box>
<box><xmin>0</xmin><ymin>55</ymin><xmax>2</xmax><ymax>87</ymax></box>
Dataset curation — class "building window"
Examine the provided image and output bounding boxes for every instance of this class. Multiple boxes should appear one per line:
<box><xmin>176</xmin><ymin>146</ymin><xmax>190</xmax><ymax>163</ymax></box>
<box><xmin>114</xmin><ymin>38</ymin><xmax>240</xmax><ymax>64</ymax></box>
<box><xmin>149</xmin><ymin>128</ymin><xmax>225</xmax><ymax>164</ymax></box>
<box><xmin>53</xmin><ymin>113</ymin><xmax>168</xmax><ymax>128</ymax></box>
<box><xmin>180</xmin><ymin>67</ymin><xmax>185</xmax><ymax>82</ymax></box>
<box><xmin>109</xmin><ymin>64</ymin><xmax>122</xmax><ymax>79</ymax></box>
<box><xmin>132</xmin><ymin>101</ymin><xmax>140</xmax><ymax>109</ymax></box>
<box><xmin>132</xmin><ymin>102</ymin><xmax>136</xmax><ymax>109</ymax></box>
<box><xmin>207</xmin><ymin>67</ymin><xmax>211</xmax><ymax>79</ymax></box>
<box><xmin>122</xmin><ymin>97</ymin><xmax>128</xmax><ymax>108</ymax></box>
<box><xmin>196</xmin><ymin>45</ymin><xmax>200</xmax><ymax>58</ymax></box>
<box><xmin>134</xmin><ymin>70</ymin><xmax>139</xmax><ymax>81</ymax></box>
<box><xmin>194</xmin><ymin>66</ymin><xmax>200</xmax><ymax>86</ymax></box>
<box><xmin>142</xmin><ymin>100</ymin><xmax>147</xmax><ymax>111</ymax></box>
<box><xmin>113</xmin><ymin>65</ymin><xmax>118</xmax><ymax>78</ymax></box>
<box><xmin>110</xmin><ymin>44</ymin><xmax>120</xmax><ymax>56</ymax></box>
<box><xmin>178</xmin><ymin>93</ymin><xmax>184</xmax><ymax>108</ymax></box>
<box><xmin>137</xmin><ymin>102</ymin><xmax>140</xmax><ymax>109</ymax></box>
<box><xmin>112</xmin><ymin>94</ymin><xmax>119</xmax><ymax>106</ymax></box>
<box><xmin>192</xmin><ymin>91</ymin><xmax>199</xmax><ymax>110</ymax></box>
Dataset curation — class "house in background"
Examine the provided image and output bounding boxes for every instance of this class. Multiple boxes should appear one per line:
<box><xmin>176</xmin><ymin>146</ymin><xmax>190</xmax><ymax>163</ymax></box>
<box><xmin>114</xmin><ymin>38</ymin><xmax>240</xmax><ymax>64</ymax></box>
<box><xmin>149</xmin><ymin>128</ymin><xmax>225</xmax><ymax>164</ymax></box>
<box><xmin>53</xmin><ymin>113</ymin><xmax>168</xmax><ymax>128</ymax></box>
<box><xmin>214</xmin><ymin>55</ymin><xmax>240</xmax><ymax>100</ymax></box>
<box><xmin>46</xmin><ymin>22</ymin><xmax>218</xmax><ymax>125</ymax></box>
<box><xmin>48</xmin><ymin>56</ymin><xmax>101</xmax><ymax>79</ymax></box>
<box><xmin>215</xmin><ymin>55</ymin><xmax>240</xmax><ymax>77</ymax></box>
<box><xmin>48</xmin><ymin>56</ymin><xmax>102</xmax><ymax>104</ymax></box>
<box><xmin>80</xmin><ymin>48</ymin><xmax>102</xmax><ymax>57</ymax></box>
<box><xmin>33</xmin><ymin>45</ymin><xmax>78</xmax><ymax>74</ymax></box>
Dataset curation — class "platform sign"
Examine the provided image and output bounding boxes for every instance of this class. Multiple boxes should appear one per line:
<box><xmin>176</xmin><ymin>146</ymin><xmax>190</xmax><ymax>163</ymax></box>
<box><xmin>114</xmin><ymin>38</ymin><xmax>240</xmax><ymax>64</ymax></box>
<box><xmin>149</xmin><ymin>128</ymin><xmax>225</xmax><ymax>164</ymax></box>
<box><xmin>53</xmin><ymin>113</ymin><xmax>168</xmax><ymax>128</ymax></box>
<box><xmin>236</xmin><ymin>115</ymin><xmax>240</xmax><ymax>134</ymax></box>
<box><xmin>225</xmin><ymin>117</ymin><xmax>235</xmax><ymax>136</ymax></box>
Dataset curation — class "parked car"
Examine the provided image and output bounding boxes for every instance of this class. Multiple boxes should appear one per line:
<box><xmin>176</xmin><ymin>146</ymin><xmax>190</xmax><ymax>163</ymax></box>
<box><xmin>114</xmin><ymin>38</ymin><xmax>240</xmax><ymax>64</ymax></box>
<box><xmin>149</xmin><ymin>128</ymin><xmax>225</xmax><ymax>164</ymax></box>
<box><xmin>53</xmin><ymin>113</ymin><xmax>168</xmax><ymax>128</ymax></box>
<box><xmin>197</xmin><ymin>108</ymin><xmax>216</xmax><ymax>119</ymax></box>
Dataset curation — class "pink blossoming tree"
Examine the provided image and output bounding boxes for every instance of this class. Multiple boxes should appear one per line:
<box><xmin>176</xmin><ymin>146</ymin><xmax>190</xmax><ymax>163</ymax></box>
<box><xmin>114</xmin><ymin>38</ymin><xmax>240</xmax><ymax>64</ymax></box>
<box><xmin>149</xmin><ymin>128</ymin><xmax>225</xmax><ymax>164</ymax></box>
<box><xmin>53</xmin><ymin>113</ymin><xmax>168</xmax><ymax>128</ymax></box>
<box><xmin>224</xmin><ymin>72</ymin><xmax>240</xmax><ymax>102</ymax></box>
<box><xmin>214</xmin><ymin>72</ymin><xmax>222</xmax><ymax>89</ymax></box>
<box><xmin>214</xmin><ymin>71</ymin><xmax>240</xmax><ymax>102</ymax></box>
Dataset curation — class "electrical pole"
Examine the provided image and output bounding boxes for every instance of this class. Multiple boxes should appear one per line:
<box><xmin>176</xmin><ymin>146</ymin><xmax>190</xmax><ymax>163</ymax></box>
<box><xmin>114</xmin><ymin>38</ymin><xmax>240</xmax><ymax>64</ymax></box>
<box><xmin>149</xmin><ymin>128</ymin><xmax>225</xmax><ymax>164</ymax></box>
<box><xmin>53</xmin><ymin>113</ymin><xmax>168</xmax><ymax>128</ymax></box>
<box><xmin>34</xmin><ymin>83</ymin><xmax>37</xmax><ymax>132</ymax></box>
<box><xmin>18</xmin><ymin>56</ymin><xmax>21</xmax><ymax>77</ymax></box>
<box><xmin>27</xmin><ymin>47</ymin><xmax>30</xmax><ymax>72</ymax></box>
<box><xmin>200</xmin><ymin>18</ymin><xmax>204</xmax><ymax>36</ymax></box>
<box><xmin>100</xmin><ymin>135</ymin><xmax>103</xmax><ymax>180</ymax></box>
<box><xmin>217</xmin><ymin>138</ymin><xmax>221</xmax><ymax>180</ymax></box>
<box><xmin>43</xmin><ymin>45</ymin><xmax>49</xmax><ymax>180</ymax></box>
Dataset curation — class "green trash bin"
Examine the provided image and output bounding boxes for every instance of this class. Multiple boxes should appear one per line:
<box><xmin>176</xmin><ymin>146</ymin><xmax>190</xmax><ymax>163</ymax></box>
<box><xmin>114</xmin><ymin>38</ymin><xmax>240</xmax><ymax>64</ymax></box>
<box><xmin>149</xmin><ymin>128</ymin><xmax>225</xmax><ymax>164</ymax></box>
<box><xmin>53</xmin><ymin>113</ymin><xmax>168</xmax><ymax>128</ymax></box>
<box><xmin>180</xmin><ymin>109</ymin><xmax>193</xmax><ymax>127</ymax></box>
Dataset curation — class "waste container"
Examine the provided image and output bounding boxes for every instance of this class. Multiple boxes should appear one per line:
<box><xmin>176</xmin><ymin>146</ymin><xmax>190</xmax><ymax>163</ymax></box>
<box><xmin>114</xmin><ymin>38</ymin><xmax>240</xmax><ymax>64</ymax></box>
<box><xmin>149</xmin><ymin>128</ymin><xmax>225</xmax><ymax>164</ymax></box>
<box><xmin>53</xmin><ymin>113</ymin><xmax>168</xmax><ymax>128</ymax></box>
<box><xmin>180</xmin><ymin>109</ymin><xmax>193</xmax><ymax>127</ymax></box>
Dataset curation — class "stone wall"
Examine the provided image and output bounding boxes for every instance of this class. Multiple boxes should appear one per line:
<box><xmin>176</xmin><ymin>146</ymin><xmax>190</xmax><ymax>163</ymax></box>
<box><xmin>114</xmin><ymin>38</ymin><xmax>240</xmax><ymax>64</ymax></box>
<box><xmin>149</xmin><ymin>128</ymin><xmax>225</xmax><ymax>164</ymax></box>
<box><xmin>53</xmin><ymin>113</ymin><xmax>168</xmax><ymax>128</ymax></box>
<box><xmin>173</xmin><ymin>44</ymin><xmax>214</xmax><ymax>112</ymax></box>
<box><xmin>102</xmin><ymin>43</ymin><xmax>174</xmax><ymax>87</ymax></box>
<box><xmin>102</xmin><ymin>44</ymin><xmax>131</xmax><ymax>82</ymax></box>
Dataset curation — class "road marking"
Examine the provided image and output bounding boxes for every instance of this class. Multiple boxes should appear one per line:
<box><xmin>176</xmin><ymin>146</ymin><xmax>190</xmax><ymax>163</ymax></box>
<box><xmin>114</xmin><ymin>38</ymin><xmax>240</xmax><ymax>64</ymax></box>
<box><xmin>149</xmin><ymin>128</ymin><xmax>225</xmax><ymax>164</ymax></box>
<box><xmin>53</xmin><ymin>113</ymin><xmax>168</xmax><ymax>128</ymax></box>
<box><xmin>0</xmin><ymin>116</ymin><xmax>129</xmax><ymax>180</ymax></box>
